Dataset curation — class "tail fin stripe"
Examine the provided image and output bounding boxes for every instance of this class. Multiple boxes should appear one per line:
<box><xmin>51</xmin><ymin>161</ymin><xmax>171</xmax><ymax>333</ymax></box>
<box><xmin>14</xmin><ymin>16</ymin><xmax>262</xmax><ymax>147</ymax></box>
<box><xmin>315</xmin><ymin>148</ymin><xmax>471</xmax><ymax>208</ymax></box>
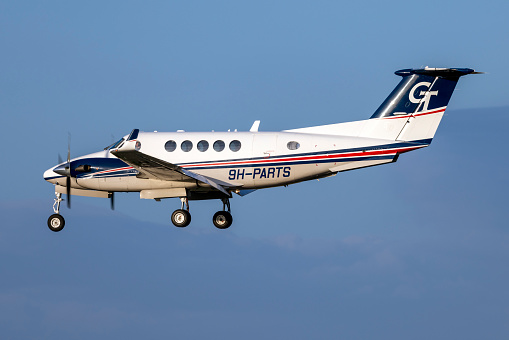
<box><xmin>382</xmin><ymin>107</ymin><xmax>446</xmax><ymax>120</ymax></box>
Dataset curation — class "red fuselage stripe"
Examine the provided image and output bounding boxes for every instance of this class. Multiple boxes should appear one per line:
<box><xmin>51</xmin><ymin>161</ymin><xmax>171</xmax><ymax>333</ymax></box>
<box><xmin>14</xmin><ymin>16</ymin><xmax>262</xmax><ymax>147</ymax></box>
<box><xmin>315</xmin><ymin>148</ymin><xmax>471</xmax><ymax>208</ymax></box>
<box><xmin>180</xmin><ymin>145</ymin><xmax>424</xmax><ymax>169</ymax></box>
<box><xmin>382</xmin><ymin>107</ymin><xmax>446</xmax><ymax>120</ymax></box>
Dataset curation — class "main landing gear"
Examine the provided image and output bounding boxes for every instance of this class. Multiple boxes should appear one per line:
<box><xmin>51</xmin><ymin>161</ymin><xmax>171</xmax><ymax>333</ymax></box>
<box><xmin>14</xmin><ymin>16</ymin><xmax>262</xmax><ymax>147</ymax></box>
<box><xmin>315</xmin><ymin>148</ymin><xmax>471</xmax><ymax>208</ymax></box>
<box><xmin>171</xmin><ymin>198</ymin><xmax>192</xmax><ymax>228</ymax></box>
<box><xmin>213</xmin><ymin>198</ymin><xmax>233</xmax><ymax>229</ymax></box>
<box><xmin>170</xmin><ymin>197</ymin><xmax>233</xmax><ymax>229</ymax></box>
<box><xmin>47</xmin><ymin>192</ymin><xmax>65</xmax><ymax>232</ymax></box>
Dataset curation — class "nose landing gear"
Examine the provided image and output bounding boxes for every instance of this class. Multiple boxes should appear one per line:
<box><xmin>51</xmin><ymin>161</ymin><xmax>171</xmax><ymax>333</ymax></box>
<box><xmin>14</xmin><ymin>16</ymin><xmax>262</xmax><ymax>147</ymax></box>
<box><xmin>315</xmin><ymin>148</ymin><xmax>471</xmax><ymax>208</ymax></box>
<box><xmin>47</xmin><ymin>192</ymin><xmax>65</xmax><ymax>232</ymax></box>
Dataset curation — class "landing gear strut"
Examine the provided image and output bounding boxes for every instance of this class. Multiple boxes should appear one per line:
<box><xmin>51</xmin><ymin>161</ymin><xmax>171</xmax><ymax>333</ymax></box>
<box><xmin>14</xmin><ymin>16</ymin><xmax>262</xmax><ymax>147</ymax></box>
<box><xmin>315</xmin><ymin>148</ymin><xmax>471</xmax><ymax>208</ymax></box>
<box><xmin>171</xmin><ymin>197</ymin><xmax>191</xmax><ymax>227</ymax></box>
<box><xmin>213</xmin><ymin>198</ymin><xmax>233</xmax><ymax>229</ymax></box>
<box><xmin>47</xmin><ymin>192</ymin><xmax>65</xmax><ymax>232</ymax></box>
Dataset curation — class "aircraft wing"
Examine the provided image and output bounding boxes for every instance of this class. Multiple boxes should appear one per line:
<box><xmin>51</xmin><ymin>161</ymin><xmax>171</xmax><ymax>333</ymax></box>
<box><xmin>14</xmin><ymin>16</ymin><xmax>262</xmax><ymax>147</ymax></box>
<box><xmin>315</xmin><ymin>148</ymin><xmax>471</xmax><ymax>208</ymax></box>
<box><xmin>111</xmin><ymin>141</ymin><xmax>231</xmax><ymax>197</ymax></box>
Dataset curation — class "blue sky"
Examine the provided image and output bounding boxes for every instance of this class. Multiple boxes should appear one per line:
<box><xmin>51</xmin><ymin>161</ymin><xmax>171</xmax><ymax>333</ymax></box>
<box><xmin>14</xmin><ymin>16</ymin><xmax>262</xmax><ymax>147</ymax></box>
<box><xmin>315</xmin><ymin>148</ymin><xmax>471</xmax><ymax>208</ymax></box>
<box><xmin>1</xmin><ymin>1</ymin><xmax>508</xmax><ymax>339</ymax></box>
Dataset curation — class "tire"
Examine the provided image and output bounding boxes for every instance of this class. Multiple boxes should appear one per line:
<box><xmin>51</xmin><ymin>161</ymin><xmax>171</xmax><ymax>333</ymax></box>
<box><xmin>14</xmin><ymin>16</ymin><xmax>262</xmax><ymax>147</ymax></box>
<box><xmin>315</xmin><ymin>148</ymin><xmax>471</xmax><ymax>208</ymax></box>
<box><xmin>47</xmin><ymin>214</ymin><xmax>65</xmax><ymax>232</ymax></box>
<box><xmin>212</xmin><ymin>211</ymin><xmax>233</xmax><ymax>229</ymax></box>
<box><xmin>171</xmin><ymin>209</ymin><xmax>191</xmax><ymax>227</ymax></box>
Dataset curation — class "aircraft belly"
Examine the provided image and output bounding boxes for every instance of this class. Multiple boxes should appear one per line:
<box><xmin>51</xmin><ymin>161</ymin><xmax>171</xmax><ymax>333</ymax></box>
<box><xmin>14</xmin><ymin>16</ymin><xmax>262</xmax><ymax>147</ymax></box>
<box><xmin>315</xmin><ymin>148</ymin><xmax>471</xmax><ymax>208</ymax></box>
<box><xmin>329</xmin><ymin>158</ymin><xmax>394</xmax><ymax>172</ymax></box>
<box><xmin>123</xmin><ymin>178</ymin><xmax>198</xmax><ymax>191</ymax></box>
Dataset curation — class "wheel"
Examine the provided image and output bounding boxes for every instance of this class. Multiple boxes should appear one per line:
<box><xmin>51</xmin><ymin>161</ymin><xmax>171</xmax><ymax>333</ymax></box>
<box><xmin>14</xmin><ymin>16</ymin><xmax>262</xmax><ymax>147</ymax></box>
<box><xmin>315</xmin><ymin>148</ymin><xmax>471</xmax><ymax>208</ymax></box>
<box><xmin>47</xmin><ymin>214</ymin><xmax>65</xmax><ymax>232</ymax></box>
<box><xmin>171</xmin><ymin>209</ymin><xmax>191</xmax><ymax>227</ymax></box>
<box><xmin>212</xmin><ymin>211</ymin><xmax>233</xmax><ymax>229</ymax></box>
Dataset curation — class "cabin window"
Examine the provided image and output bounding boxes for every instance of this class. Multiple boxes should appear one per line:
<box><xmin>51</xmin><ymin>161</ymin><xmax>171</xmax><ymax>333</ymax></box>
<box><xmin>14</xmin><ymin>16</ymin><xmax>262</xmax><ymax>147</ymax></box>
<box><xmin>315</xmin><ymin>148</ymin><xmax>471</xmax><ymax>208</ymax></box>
<box><xmin>287</xmin><ymin>141</ymin><xmax>300</xmax><ymax>150</ymax></box>
<box><xmin>213</xmin><ymin>140</ymin><xmax>225</xmax><ymax>152</ymax></box>
<box><xmin>165</xmin><ymin>140</ymin><xmax>177</xmax><ymax>152</ymax></box>
<box><xmin>197</xmin><ymin>140</ymin><xmax>209</xmax><ymax>152</ymax></box>
<box><xmin>181</xmin><ymin>140</ymin><xmax>193</xmax><ymax>152</ymax></box>
<box><xmin>229</xmin><ymin>140</ymin><xmax>241</xmax><ymax>152</ymax></box>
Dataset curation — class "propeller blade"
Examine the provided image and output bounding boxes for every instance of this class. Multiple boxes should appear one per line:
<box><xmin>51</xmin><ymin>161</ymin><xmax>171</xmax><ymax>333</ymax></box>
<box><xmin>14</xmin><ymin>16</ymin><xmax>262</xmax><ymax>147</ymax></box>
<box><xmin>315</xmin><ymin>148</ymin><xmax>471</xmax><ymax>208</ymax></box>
<box><xmin>66</xmin><ymin>176</ymin><xmax>71</xmax><ymax>209</ymax></box>
<box><xmin>66</xmin><ymin>133</ymin><xmax>72</xmax><ymax>209</ymax></box>
<box><xmin>67</xmin><ymin>133</ymin><xmax>71</xmax><ymax>163</ymax></box>
<box><xmin>110</xmin><ymin>192</ymin><xmax>115</xmax><ymax>210</ymax></box>
<box><xmin>58</xmin><ymin>153</ymin><xmax>63</xmax><ymax>164</ymax></box>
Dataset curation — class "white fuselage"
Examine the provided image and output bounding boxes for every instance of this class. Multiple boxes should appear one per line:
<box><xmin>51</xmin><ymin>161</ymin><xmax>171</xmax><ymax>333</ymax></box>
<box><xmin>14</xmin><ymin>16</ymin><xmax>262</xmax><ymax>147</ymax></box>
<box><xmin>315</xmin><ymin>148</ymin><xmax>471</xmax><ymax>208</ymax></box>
<box><xmin>44</xmin><ymin>130</ymin><xmax>427</xmax><ymax>194</ymax></box>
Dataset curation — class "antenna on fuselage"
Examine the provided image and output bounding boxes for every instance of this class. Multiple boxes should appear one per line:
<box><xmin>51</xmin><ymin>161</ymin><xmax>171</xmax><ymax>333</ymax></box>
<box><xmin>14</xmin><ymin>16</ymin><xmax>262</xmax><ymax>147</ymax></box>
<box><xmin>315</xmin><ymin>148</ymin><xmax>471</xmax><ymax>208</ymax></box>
<box><xmin>250</xmin><ymin>120</ymin><xmax>260</xmax><ymax>132</ymax></box>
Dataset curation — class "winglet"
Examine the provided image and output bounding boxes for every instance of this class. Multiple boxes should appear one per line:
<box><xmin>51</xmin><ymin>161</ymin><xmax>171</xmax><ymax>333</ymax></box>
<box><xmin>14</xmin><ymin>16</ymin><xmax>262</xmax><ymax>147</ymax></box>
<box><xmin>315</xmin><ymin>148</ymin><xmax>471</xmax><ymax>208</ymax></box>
<box><xmin>250</xmin><ymin>120</ymin><xmax>260</xmax><ymax>132</ymax></box>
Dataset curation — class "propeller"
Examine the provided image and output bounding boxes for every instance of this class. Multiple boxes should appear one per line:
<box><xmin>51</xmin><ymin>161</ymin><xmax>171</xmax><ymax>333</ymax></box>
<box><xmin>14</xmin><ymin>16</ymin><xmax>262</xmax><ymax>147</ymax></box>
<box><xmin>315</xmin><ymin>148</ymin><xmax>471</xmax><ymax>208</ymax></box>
<box><xmin>110</xmin><ymin>192</ymin><xmax>115</xmax><ymax>211</ymax></box>
<box><xmin>66</xmin><ymin>134</ymin><xmax>71</xmax><ymax>209</ymax></box>
<box><xmin>53</xmin><ymin>135</ymin><xmax>74</xmax><ymax>208</ymax></box>
<box><xmin>54</xmin><ymin>139</ymin><xmax>73</xmax><ymax>208</ymax></box>
<box><xmin>55</xmin><ymin>133</ymin><xmax>117</xmax><ymax>211</ymax></box>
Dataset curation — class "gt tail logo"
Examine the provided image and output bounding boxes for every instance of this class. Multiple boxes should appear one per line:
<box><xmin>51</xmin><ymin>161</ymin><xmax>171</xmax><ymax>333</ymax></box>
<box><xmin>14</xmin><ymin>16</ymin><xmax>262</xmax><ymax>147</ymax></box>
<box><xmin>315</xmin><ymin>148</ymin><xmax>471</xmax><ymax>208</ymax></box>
<box><xmin>409</xmin><ymin>82</ymin><xmax>438</xmax><ymax>112</ymax></box>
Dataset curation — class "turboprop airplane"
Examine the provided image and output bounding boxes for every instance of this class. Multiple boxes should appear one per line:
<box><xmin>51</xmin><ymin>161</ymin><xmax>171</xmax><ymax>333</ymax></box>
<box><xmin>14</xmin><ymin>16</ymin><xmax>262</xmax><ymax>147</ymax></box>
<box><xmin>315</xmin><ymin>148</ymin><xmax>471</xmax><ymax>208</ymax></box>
<box><xmin>43</xmin><ymin>67</ymin><xmax>477</xmax><ymax>232</ymax></box>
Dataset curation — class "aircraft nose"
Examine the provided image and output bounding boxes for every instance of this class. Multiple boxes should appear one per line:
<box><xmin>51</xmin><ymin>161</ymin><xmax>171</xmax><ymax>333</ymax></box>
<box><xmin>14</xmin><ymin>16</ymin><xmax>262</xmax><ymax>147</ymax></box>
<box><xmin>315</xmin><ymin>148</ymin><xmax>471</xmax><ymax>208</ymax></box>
<box><xmin>53</xmin><ymin>164</ymin><xmax>70</xmax><ymax>177</ymax></box>
<box><xmin>43</xmin><ymin>166</ymin><xmax>62</xmax><ymax>182</ymax></box>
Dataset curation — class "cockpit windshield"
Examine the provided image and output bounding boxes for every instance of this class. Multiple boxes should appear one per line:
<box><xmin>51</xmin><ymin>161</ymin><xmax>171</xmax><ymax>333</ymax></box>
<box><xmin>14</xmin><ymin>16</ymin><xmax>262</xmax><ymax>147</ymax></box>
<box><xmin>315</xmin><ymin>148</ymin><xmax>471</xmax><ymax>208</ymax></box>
<box><xmin>104</xmin><ymin>138</ymin><xmax>125</xmax><ymax>150</ymax></box>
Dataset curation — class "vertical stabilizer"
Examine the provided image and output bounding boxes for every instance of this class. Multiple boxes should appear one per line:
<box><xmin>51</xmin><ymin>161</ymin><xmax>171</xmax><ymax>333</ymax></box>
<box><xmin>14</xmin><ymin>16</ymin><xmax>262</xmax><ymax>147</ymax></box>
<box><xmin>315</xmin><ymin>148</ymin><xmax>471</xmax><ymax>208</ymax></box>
<box><xmin>372</xmin><ymin>70</ymin><xmax>457</xmax><ymax>119</ymax></box>
<box><xmin>284</xmin><ymin>67</ymin><xmax>476</xmax><ymax>141</ymax></box>
<box><xmin>369</xmin><ymin>67</ymin><xmax>475</xmax><ymax>142</ymax></box>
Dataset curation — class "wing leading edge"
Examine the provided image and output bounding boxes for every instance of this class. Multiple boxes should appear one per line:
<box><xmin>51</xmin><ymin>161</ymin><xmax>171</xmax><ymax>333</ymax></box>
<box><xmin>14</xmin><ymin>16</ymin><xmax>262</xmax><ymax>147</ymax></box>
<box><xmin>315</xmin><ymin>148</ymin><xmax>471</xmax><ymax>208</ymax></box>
<box><xmin>111</xmin><ymin>140</ymin><xmax>231</xmax><ymax>197</ymax></box>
